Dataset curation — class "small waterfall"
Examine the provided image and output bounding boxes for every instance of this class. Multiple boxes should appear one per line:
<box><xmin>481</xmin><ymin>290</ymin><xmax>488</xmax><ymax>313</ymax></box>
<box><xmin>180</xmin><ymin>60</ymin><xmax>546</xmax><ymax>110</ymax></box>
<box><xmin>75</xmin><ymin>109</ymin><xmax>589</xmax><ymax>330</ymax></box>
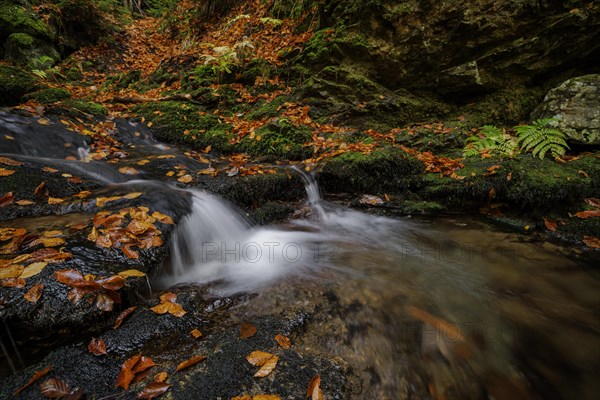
<box><xmin>292</xmin><ymin>166</ymin><xmax>326</xmax><ymax>219</ymax></box>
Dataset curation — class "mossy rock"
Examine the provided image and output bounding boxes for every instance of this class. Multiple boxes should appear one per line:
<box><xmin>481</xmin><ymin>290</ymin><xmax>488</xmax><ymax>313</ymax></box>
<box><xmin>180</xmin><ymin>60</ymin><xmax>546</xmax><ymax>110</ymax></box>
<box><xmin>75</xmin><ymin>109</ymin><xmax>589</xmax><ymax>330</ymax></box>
<box><xmin>0</xmin><ymin>3</ymin><xmax>52</xmax><ymax>40</ymax></box>
<box><xmin>23</xmin><ymin>87</ymin><xmax>70</xmax><ymax>104</ymax></box>
<box><xmin>318</xmin><ymin>146</ymin><xmax>424</xmax><ymax>193</ymax></box>
<box><xmin>238</xmin><ymin>58</ymin><xmax>275</xmax><ymax>85</ymax></box>
<box><xmin>0</xmin><ymin>64</ymin><xmax>42</xmax><ymax>106</ymax></box>
<box><xmin>4</xmin><ymin>32</ymin><xmax>59</xmax><ymax>69</ymax></box>
<box><xmin>246</xmin><ymin>95</ymin><xmax>291</xmax><ymax>120</ymax></box>
<box><xmin>240</xmin><ymin>118</ymin><xmax>313</xmax><ymax>160</ymax></box>
<box><xmin>132</xmin><ymin>101</ymin><xmax>236</xmax><ymax>153</ymax></box>
<box><xmin>49</xmin><ymin>99</ymin><xmax>108</xmax><ymax>117</ymax></box>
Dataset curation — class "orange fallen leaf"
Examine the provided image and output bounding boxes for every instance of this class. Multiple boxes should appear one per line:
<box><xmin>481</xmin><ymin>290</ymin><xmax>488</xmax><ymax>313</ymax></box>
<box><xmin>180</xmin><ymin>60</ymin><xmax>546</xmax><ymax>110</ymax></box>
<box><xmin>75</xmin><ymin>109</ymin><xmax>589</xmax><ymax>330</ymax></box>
<box><xmin>132</xmin><ymin>356</ymin><xmax>156</xmax><ymax>374</ymax></box>
<box><xmin>191</xmin><ymin>329</ymin><xmax>203</xmax><ymax>339</ymax></box>
<box><xmin>274</xmin><ymin>334</ymin><xmax>291</xmax><ymax>349</ymax></box>
<box><xmin>119</xmin><ymin>166</ymin><xmax>140</xmax><ymax>175</ymax></box>
<box><xmin>154</xmin><ymin>372</ymin><xmax>168</xmax><ymax>383</ymax></box>
<box><xmin>114</xmin><ymin>306</ymin><xmax>138</xmax><ymax>329</ymax></box>
<box><xmin>14</xmin><ymin>365</ymin><xmax>52</xmax><ymax>395</ymax></box>
<box><xmin>88</xmin><ymin>337</ymin><xmax>108</xmax><ymax>356</ymax></box>
<box><xmin>306</xmin><ymin>375</ymin><xmax>323</xmax><ymax>400</ymax></box>
<box><xmin>543</xmin><ymin>218</ymin><xmax>557</xmax><ymax>232</ymax></box>
<box><xmin>177</xmin><ymin>174</ymin><xmax>193</xmax><ymax>183</ymax></box>
<box><xmin>583</xmin><ymin>236</ymin><xmax>600</xmax><ymax>249</ymax></box>
<box><xmin>176</xmin><ymin>355</ymin><xmax>206</xmax><ymax>372</ymax></box>
<box><xmin>0</xmin><ymin>156</ymin><xmax>23</xmax><ymax>166</ymax></box>
<box><xmin>116</xmin><ymin>353</ymin><xmax>142</xmax><ymax>390</ymax></box>
<box><xmin>24</xmin><ymin>283</ymin><xmax>43</xmax><ymax>303</ymax></box>
<box><xmin>0</xmin><ymin>168</ymin><xmax>15</xmax><ymax>176</ymax></box>
<box><xmin>246</xmin><ymin>351</ymin><xmax>279</xmax><ymax>378</ymax></box>
<box><xmin>16</xmin><ymin>199</ymin><xmax>35</xmax><ymax>206</ymax></box>
<box><xmin>96</xmin><ymin>292</ymin><xmax>115</xmax><ymax>312</ymax></box>
<box><xmin>0</xmin><ymin>264</ymin><xmax>24</xmax><ymax>279</ymax></box>
<box><xmin>151</xmin><ymin>211</ymin><xmax>174</xmax><ymax>224</ymax></box>
<box><xmin>138</xmin><ymin>381</ymin><xmax>171</xmax><ymax>399</ymax></box>
<box><xmin>151</xmin><ymin>292</ymin><xmax>186</xmax><ymax>317</ymax></box>
<box><xmin>240</xmin><ymin>322</ymin><xmax>257</xmax><ymax>338</ymax></box>
<box><xmin>118</xmin><ymin>269</ymin><xmax>146</xmax><ymax>278</ymax></box>
<box><xmin>122</xmin><ymin>244</ymin><xmax>140</xmax><ymax>259</ymax></box>
<box><xmin>0</xmin><ymin>278</ymin><xmax>26</xmax><ymax>288</ymax></box>
<box><xmin>34</xmin><ymin>182</ymin><xmax>47</xmax><ymax>197</ymax></box>
<box><xmin>254</xmin><ymin>396</ymin><xmax>281</xmax><ymax>400</ymax></box>
<box><xmin>0</xmin><ymin>191</ymin><xmax>15</xmax><ymax>207</ymax></box>
<box><xmin>575</xmin><ymin>210</ymin><xmax>600</xmax><ymax>219</ymax></box>
<box><xmin>48</xmin><ymin>197</ymin><xmax>65</xmax><ymax>205</ymax></box>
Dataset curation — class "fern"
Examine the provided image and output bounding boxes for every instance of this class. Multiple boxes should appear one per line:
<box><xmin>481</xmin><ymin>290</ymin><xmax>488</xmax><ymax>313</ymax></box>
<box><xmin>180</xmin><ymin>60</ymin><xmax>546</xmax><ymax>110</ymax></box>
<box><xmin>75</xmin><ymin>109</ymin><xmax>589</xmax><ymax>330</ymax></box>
<box><xmin>515</xmin><ymin>118</ymin><xmax>569</xmax><ymax>159</ymax></box>
<box><xmin>463</xmin><ymin>125</ymin><xmax>518</xmax><ymax>158</ymax></box>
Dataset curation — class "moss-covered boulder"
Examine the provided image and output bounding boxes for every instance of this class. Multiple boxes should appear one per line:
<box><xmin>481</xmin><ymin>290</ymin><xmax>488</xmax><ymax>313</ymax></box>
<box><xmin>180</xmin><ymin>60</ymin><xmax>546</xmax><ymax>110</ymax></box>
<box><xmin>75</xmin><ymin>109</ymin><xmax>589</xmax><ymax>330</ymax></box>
<box><xmin>47</xmin><ymin>99</ymin><xmax>108</xmax><ymax>117</ymax></box>
<box><xmin>532</xmin><ymin>74</ymin><xmax>600</xmax><ymax>145</ymax></box>
<box><xmin>240</xmin><ymin>118</ymin><xmax>313</xmax><ymax>160</ymax></box>
<box><xmin>0</xmin><ymin>2</ymin><xmax>52</xmax><ymax>41</ymax></box>
<box><xmin>4</xmin><ymin>32</ymin><xmax>60</xmax><ymax>69</ymax></box>
<box><xmin>318</xmin><ymin>147</ymin><xmax>423</xmax><ymax>194</ymax></box>
<box><xmin>0</xmin><ymin>64</ymin><xmax>42</xmax><ymax>105</ymax></box>
<box><xmin>23</xmin><ymin>87</ymin><xmax>70</xmax><ymax>103</ymax></box>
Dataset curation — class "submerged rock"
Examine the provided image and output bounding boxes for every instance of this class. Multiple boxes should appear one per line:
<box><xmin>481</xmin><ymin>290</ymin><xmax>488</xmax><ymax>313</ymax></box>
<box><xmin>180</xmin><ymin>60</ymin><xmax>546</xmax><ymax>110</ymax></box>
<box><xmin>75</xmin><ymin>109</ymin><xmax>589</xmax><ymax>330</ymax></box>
<box><xmin>532</xmin><ymin>74</ymin><xmax>600</xmax><ymax>145</ymax></box>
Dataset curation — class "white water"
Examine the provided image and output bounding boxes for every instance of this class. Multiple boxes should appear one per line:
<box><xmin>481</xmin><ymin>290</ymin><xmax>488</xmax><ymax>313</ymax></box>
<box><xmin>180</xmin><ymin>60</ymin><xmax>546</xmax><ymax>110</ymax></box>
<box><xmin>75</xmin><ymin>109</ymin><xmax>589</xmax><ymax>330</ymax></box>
<box><xmin>160</xmin><ymin>170</ymin><xmax>413</xmax><ymax>294</ymax></box>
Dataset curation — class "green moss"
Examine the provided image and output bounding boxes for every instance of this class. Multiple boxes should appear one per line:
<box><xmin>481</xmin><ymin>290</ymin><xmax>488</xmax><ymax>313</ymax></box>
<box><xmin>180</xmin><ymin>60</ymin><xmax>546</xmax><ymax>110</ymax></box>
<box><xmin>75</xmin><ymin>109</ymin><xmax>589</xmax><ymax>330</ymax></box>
<box><xmin>220</xmin><ymin>173</ymin><xmax>305</xmax><ymax>207</ymax></box>
<box><xmin>240</xmin><ymin>119</ymin><xmax>313</xmax><ymax>160</ymax></box>
<box><xmin>132</xmin><ymin>101</ymin><xmax>236</xmax><ymax>153</ymax></box>
<box><xmin>297</xmin><ymin>29</ymin><xmax>333</xmax><ymax>65</ymax></box>
<box><xmin>0</xmin><ymin>65</ymin><xmax>42</xmax><ymax>106</ymax></box>
<box><xmin>23</xmin><ymin>87</ymin><xmax>71</xmax><ymax>104</ymax></box>
<box><xmin>58</xmin><ymin>99</ymin><xmax>108</xmax><ymax>116</ymax></box>
<box><xmin>400</xmin><ymin>200</ymin><xmax>446</xmax><ymax>215</ymax></box>
<box><xmin>318</xmin><ymin>146</ymin><xmax>423</xmax><ymax>193</ymax></box>
<box><xmin>247</xmin><ymin>95</ymin><xmax>289</xmax><ymax>120</ymax></box>
<box><xmin>0</xmin><ymin>4</ymin><xmax>52</xmax><ymax>40</ymax></box>
<box><xmin>238</xmin><ymin>58</ymin><xmax>275</xmax><ymax>85</ymax></box>
<box><xmin>4</xmin><ymin>33</ymin><xmax>59</xmax><ymax>69</ymax></box>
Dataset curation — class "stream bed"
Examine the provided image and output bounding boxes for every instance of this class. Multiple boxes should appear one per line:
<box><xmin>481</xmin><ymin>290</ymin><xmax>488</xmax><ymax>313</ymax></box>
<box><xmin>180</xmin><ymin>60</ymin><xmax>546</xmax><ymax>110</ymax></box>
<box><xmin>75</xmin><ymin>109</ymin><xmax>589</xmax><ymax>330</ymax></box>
<box><xmin>1</xmin><ymin>110</ymin><xmax>599</xmax><ymax>399</ymax></box>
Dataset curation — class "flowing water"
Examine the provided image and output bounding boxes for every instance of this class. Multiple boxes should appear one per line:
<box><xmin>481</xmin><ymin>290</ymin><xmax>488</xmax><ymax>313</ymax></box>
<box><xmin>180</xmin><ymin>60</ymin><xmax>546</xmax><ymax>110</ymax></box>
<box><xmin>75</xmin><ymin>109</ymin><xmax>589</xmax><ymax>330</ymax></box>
<box><xmin>1</xmin><ymin>110</ymin><xmax>599</xmax><ymax>398</ymax></box>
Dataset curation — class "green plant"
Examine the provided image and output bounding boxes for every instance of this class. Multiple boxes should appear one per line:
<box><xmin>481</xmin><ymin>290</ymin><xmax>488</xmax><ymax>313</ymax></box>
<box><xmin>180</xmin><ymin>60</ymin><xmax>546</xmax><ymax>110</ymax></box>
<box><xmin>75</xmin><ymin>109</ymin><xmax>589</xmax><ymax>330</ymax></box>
<box><xmin>463</xmin><ymin>125</ymin><xmax>518</xmax><ymax>158</ymax></box>
<box><xmin>515</xmin><ymin>118</ymin><xmax>569</xmax><ymax>159</ymax></box>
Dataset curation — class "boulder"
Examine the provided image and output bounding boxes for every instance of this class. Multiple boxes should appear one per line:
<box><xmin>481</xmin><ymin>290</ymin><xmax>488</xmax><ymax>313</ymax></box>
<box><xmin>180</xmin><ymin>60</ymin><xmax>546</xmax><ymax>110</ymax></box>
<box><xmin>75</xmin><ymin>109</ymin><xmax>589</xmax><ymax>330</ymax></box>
<box><xmin>0</xmin><ymin>64</ymin><xmax>42</xmax><ymax>105</ymax></box>
<box><xmin>532</xmin><ymin>74</ymin><xmax>600</xmax><ymax>145</ymax></box>
<box><xmin>4</xmin><ymin>32</ymin><xmax>60</xmax><ymax>69</ymax></box>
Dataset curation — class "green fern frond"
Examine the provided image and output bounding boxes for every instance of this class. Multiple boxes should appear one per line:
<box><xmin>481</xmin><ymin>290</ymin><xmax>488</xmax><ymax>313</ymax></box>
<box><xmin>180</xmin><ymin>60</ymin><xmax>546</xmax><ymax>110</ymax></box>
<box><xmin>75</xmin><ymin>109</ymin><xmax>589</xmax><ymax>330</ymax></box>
<box><xmin>515</xmin><ymin>119</ymin><xmax>569</xmax><ymax>159</ymax></box>
<box><xmin>463</xmin><ymin>125</ymin><xmax>518</xmax><ymax>158</ymax></box>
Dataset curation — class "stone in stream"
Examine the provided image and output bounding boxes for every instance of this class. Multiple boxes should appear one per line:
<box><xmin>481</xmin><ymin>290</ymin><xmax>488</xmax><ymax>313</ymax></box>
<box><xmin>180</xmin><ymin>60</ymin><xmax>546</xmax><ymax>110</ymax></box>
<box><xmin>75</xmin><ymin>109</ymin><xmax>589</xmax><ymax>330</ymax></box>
<box><xmin>532</xmin><ymin>74</ymin><xmax>600</xmax><ymax>145</ymax></box>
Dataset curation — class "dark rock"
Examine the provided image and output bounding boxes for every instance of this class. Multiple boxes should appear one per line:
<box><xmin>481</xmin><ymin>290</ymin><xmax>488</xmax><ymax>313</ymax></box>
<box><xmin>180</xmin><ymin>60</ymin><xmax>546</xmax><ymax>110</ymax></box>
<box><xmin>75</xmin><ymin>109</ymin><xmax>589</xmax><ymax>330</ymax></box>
<box><xmin>0</xmin><ymin>65</ymin><xmax>42</xmax><ymax>106</ymax></box>
<box><xmin>4</xmin><ymin>32</ymin><xmax>59</xmax><ymax>69</ymax></box>
<box><xmin>532</xmin><ymin>74</ymin><xmax>600</xmax><ymax>145</ymax></box>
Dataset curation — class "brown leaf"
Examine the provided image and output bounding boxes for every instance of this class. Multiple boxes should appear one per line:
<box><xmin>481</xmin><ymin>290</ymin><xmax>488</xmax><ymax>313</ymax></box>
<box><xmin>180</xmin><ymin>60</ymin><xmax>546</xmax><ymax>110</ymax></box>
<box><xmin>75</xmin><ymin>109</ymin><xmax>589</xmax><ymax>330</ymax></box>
<box><xmin>48</xmin><ymin>197</ymin><xmax>65</xmax><ymax>205</ymax></box>
<box><xmin>0</xmin><ymin>156</ymin><xmax>23</xmax><ymax>166</ymax></box>
<box><xmin>0</xmin><ymin>264</ymin><xmax>24</xmax><ymax>279</ymax></box>
<box><xmin>191</xmin><ymin>329</ymin><xmax>203</xmax><ymax>339</ymax></box>
<box><xmin>306</xmin><ymin>375</ymin><xmax>323</xmax><ymax>400</ymax></box>
<box><xmin>583</xmin><ymin>236</ymin><xmax>600</xmax><ymax>249</ymax></box>
<box><xmin>0</xmin><ymin>168</ymin><xmax>15</xmax><ymax>176</ymax></box>
<box><xmin>14</xmin><ymin>365</ymin><xmax>52</xmax><ymax>395</ymax></box>
<box><xmin>39</xmin><ymin>377</ymin><xmax>70</xmax><ymax>398</ymax></box>
<box><xmin>150</xmin><ymin>292</ymin><xmax>186</xmax><ymax>317</ymax></box>
<box><xmin>24</xmin><ymin>283</ymin><xmax>43</xmax><ymax>303</ymax></box>
<box><xmin>96</xmin><ymin>292</ymin><xmax>115</xmax><ymax>312</ymax></box>
<box><xmin>151</xmin><ymin>211</ymin><xmax>174</xmax><ymax>224</ymax></box>
<box><xmin>153</xmin><ymin>372</ymin><xmax>168</xmax><ymax>383</ymax></box>
<box><xmin>177</xmin><ymin>174</ymin><xmax>193</xmax><ymax>183</ymax></box>
<box><xmin>114</xmin><ymin>306</ymin><xmax>138</xmax><ymax>329</ymax></box>
<box><xmin>88</xmin><ymin>338</ymin><xmax>107</xmax><ymax>356</ymax></box>
<box><xmin>137</xmin><ymin>381</ymin><xmax>171</xmax><ymax>399</ymax></box>
<box><xmin>118</xmin><ymin>269</ymin><xmax>146</xmax><ymax>278</ymax></box>
<box><xmin>119</xmin><ymin>166</ymin><xmax>140</xmax><ymax>175</ymax></box>
<box><xmin>0</xmin><ymin>191</ymin><xmax>15</xmax><ymax>207</ymax></box>
<box><xmin>584</xmin><ymin>198</ymin><xmax>600</xmax><ymax>209</ymax></box>
<box><xmin>246</xmin><ymin>351</ymin><xmax>279</xmax><ymax>378</ymax></box>
<box><xmin>34</xmin><ymin>182</ymin><xmax>48</xmax><ymax>197</ymax></box>
<box><xmin>175</xmin><ymin>355</ymin><xmax>206</xmax><ymax>372</ymax></box>
<box><xmin>116</xmin><ymin>353</ymin><xmax>142</xmax><ymax>390</ymax></box>
<box><xmin>240</xmin><ymin>322</ymin><xmax>257</xmax><ymax>338</ymax></box>
<box><xmin>1</xmin><ymin>278</ymin><xmax>26</xmax><ymax>288</ymax></box>
<box><xmin>274</xmin><ymin>334</ymin><xmax>291</xmax><ymax>349</ymax></box>
<box><xmin>132</xmin><ymin>356</ymin><xmax>156</xmax><ymax>374</ymax></box>
<box><xmin>543</xmin><ymin>218</ymin><xmax>557</xmax><ymax>232</ymax></box>
<box><xmin>16</xmin><ymin>199</ymin><xmax>35</xmax><ymax>206</ymax></box>
<box><xmin>575</xmin><ymin>210</ymin><xmax>600</xmax><ymax>219</ymax></box>
<box><xmin>253</xmin><ymin>355</ymin><xmax>278</xmax><ymax>378</ymax></box>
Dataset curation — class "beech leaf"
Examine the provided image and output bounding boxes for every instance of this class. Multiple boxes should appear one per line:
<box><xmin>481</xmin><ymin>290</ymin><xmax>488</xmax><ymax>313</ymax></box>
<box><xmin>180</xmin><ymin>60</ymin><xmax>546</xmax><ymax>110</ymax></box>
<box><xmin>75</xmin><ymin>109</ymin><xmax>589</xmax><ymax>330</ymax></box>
<box><xmin>137</xmin><ymin>381</ymin><xmax>171</xmax><ymax>399</ymax></box>
<box><xmin>240</xmin><ymin>322</ymin><xmax>257</xmax><ymax>338</ymax></box>
<box><xmin>114</xmin><ymin>306</ymin><xmax>138</xmax><ymax>329</ymax></box>
<box><xmin>88</xmin><ymin>338</ymin><xmax>108</xmax><ymax>356</ymax></box>
<box><xmin>175</xmin><ymin>355</ymin><xmax>206</xmax><ymax>372</ymax></box>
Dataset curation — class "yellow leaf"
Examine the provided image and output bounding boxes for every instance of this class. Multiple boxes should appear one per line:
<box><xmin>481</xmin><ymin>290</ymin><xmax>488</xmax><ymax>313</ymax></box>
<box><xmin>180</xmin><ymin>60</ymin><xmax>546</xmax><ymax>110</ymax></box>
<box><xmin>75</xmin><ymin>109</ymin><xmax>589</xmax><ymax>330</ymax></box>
<box><xmin>254</xmin><ymin>355</ymin><xmax>278</xmax><ymax>378</ymax></box>
<box><xmin>166</xmin><ymin>171</ymin><xmax>175</xmax><ymax>177</ymax></box>
<box><xmin>20</xmin><ymin>262</ymin><xmax>48</xmax><ymax>279</ymax></box>
<box><xmin>246</xmin><ymin>351</ymin><xmax>279</xmax><ymax>378</ymax></box>
<box><xmin>136</xmin><ymin>160</ymin><xmax>150</xmax><ymax>166</ymax></box>
<box><xmin>37</xmin><ymin>118</ymin><xmax>51</xmax><ymax>125</ymax></box>
<box><xmin>119</xmin><ymin>167</ymin><xmax>140</xmax><ymax>175</ymax></box>
<box><xmin>118</xmin><ymin>269</ymin><xmax>146</xmax><ymax>278</ymax></box>
<box><xmin>178</xmin><ymin>174</ymin><xmax>193</xmax><ymax>183</ymax></box>
<box><xmin>0</xmin><ymin>168</ymin><xmax>15</xmax><ymax>176</ymax></box>
<box><xmin>43</xmin><ymin>230</ymin><xmax>63</xmax><ymax>238</ymax></box>
<box><xmin>48</xmin><ymin>197</ymin><xmax>65</xmax><ymax>204</ymax></box>
<box><xmin>0</xmin><ymin>264</ymin><xmax>24</xmax><ymax>279</ymax></box>
<box><xmin>191</xmin><ymin>329</ymin><xmax>203</xmax><ymax>339</ymax></box>
<box><xmin>124</xmin><ymin>192</ymin><xmax>143</xmax><ymax>199</ymax></box>
<box><xmin>16</xmin><ymin>200</ymin><xmax>35</xmax><ymax>206</ymax></box>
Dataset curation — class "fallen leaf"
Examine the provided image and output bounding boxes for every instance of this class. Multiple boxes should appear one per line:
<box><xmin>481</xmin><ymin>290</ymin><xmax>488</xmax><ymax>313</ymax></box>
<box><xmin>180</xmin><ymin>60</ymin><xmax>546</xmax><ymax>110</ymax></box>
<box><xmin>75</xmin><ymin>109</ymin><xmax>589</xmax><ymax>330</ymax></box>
<box><xmin>150</xmin><ymin>292</ymin><xmax>186</xmax><ymax>317</ymax></box>
<box><xmin>124</xmin><ymin>192</ymin><xmax>143</xmax><ymax>199</ymax></box>
<box><xmin>122</xmin><ymin>244</ymin><xmax>140</xmax><ymax>259</ymax></box>
<box><xmin>42</xmin><ymin>167</ymin><xmax>59</xmax><ymax>173</ymax></box>
<box><xmin>119</xmin><ymin>166</ymin><xmax>140</xmax><ymax>175</ymax></box>
<box><xmin>88</xmin><ymin>338</ymin><xmax>108</xmax><ymax>356</ymax></box>
<box><xmin>14</xmin><ymin>365</ymin><xmax>52</xmax><ymax>395</ymax></box>
<box><xmin>16</xmin><ymin>199</ymin><xmax>35</xmax><ymax>206</ymax></box>
<box><xmin>0</xmin><ymin>264</ymin><xmax>24</xmax><ymax>279</ymax></box>
<box><xmin>543</xmin><ymin>218</ymin><xmax>557</xmax><ymax>232</ymax></box>
<box><xmin>274</xmin><ymin>334</ymin><xmax>291</xmax><ymax>349</ymax></box>
<box><xmin>585</xmin><ymin>198</ymin><xmax>600</xmax><ymax>209</ymax></box>
<box><xmin>132</xmin><ymin>356</ymin><xmax>156</xmax><ymax>374</ymax></box>
<box><xmin>246</xmin><ymin>351</ymin><xmax>279</xmax><ymax>378</ymax></box>
<box><xmin>0</xmin><ymin>156</ymin><xmax>23</xmax><ymax>166</ymax></box>
<box><xmin>154</xmin><ymin>372</ymin><xmax>168</xmax><ymax>383</ymax></box>
<box><xmin>24</xmin><ymin>283</ymin><xmax>43</xmax><ymax>303</ymax></box>
<box><xmin>138</xmin><ymin>381</ymin><xmax>171</xmax><ymax>399</ymax></box>
<box><xmin>0</xmin><ymin>278</ymin><xmax>26</xmax><ymax>288</ymax></box>
<box><xmin>227</xmin><ymin>166</ymin><xmax>239</xmax><ymax>177</ymax></box>
<box><xmin>191</xmin><ymin>329</ymin><xmax>203</xmax><ymax>339</ymax></box>
<box><xmin>114</xmin><ymin>306</ymin><xmax>138</xmax><ymax>329</ymax></box>
<box><xmin>48</xmin><ymin>197</ymin><xmax>65</xmax><ymax>205</ymax></box>
<box><xmin>20</xmin><ymin>262</ymin><xmax>47</xmax><ymax>279</ymax></box>
<box><xmin>254</xmin><ymin>396</ymin><xmax>281</xmax><ymax>400</ymax></box>
<box><xmin>0</xmin><ymin>168</ymin><xmax>15</xmax><ymax>176</ymax></box>
<box><xmin>177</xmin><ymin>174</ymin><xmax>193</xmax><ymax>183</ymax></box>
<box><xmin>137</xmin><ymin>159</ymin><xmax>151</xmax><ymax>166</ymax></box>
<box><xmin>240</xmin><ymin>322</ymin><xmax>257</xmax><ymax>338</ymax></box>
<box><xmin>39</xmin><ymin>377</ymin><xmax>70</xmax><ymax>398</ymax></box>
<box><xmin>306</xmin><ymin>375</ymin><xmax>323</xmax><ymax>400</ymax></box>
<box><xmin>34</xmin><ymin>182</ymin><xmax>48</xmax><ymax>197</ymax></box>
<box><xmin>151</xmin><ymin>211</ymin><xmax>174</xmax><ymax>224</ymax></box>
<box><xmin>96</xmin><ymin>292</ymin><xmax>115</xmax><ymax>312</ymax></box>
<box><xmin>118</xmin><ymin>269</ymin><xmax>146</xmax><ymax>278</ymax></box>
<box><xmin>175</xmin><ymin>355</ymin><xmax>206</xmax><ymax>372</ymax></box>
<box><xmin>116</xmin><ymin>353</ymin><xmax>142</xmax><ymax>390</ymax></box>
<box><xmin>37</xmin><ymin>118</ymin><xmax>51</xmax><ymax>125</ymax></box>
<box><xmin>575</xmin><ymin>210</ymin><xmax>600</xmax><ymax>219</ymax></box>
<box><xmin>583</xmin><ymin>236</ymin><xmax>600</xmax><ymax>249</ymax></box>
<box><xmin>0</xmin><ymin>191</ymin><xmax>15</xmax><ymax>207</ymax></box>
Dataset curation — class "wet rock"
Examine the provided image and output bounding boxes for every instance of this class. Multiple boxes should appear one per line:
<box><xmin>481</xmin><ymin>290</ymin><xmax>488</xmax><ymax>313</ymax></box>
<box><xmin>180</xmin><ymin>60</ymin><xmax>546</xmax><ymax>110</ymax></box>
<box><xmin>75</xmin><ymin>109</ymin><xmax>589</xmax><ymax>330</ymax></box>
<box><xmin>532</xmin><ymin>74</ymin><xmax>600</xmax><ymax>145</ymax></box>
<box><xmin>0</xmin><ymin>66</ymin><xmax>42</xmax><ymax>106</ymax></box>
